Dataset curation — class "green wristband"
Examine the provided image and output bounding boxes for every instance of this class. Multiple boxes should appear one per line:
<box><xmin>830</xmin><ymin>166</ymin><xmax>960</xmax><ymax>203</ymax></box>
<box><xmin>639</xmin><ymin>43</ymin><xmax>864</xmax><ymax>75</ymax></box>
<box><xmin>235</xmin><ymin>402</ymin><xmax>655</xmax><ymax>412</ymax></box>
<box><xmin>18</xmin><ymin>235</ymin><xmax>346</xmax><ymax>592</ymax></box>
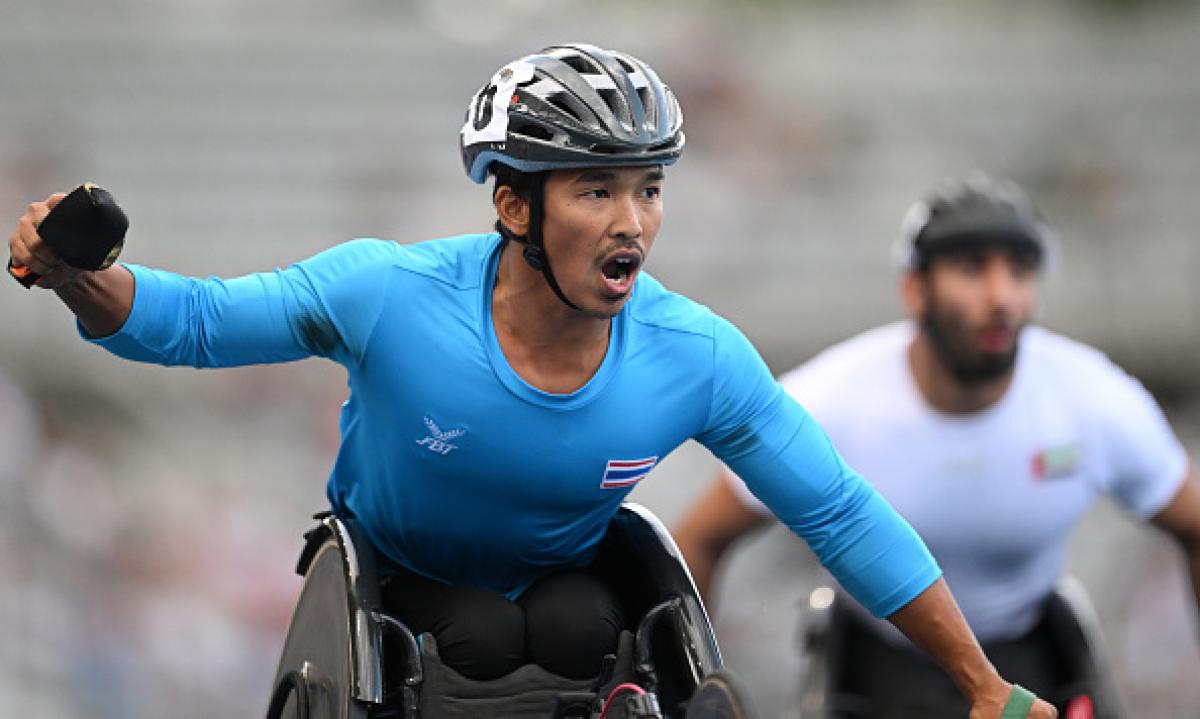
<box><xmin>1000</xmin><ymin>684</ymin><xmax>1036</xmax><ymax>718</ymax></box>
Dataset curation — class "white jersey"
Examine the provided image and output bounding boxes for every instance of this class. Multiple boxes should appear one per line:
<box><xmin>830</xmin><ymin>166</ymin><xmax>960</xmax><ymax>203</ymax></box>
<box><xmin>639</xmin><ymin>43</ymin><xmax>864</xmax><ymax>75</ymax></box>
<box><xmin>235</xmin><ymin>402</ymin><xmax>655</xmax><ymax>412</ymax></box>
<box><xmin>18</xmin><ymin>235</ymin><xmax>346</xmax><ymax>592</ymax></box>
<box><xmin>729</xmin><ymin>321</ymin><xmax>1188</xmax><ymax>643</ymax></box>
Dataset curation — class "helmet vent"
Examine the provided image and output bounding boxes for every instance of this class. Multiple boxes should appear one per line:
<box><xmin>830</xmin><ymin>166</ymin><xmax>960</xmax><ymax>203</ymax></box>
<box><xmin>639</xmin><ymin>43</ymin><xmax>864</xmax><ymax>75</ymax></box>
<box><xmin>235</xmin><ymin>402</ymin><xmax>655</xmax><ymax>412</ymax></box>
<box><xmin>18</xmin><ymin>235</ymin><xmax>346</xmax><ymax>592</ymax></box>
<box><xmin>560</xmin><ymin>53</ymin><xmax>596</xmax><ymax>75</ymax></box>
<box><xmin>511</xmin><ymin>121</ymin><xmax>553</xmax><ymax>141</ymax></box>
<box><xmin>637</xmin><ymin>87</ymin><xmax>654</xmax><ymax>123</ymax></box>
<box><xmin>589</xmin><ymin>144</ymin><xmax>620</xmax><ymax>155</ymax></box>
<box><xmin>597</xmin><ymin>88</ymin><xmax>626</xmax><ymax>119</ymax></box>
<box><xmin>547</xmin><ymin>92</ymin><xmax>585</xmax><ymax>122</ymax></box>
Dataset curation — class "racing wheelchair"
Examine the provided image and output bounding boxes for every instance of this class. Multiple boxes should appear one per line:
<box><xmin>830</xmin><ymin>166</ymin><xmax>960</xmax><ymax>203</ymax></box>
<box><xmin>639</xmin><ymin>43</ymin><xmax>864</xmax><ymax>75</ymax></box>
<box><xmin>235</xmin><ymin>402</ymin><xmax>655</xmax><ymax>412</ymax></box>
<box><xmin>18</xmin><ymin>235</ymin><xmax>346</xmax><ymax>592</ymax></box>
<box><xmin>795</xmin><ymin>576</ymin><xmax>1126</xmax><ymax>718</ymax></box>
<box><xmin>265</xmin><ymin>503</ymin><xmax>756</xmax><ymax>719</ymax></box>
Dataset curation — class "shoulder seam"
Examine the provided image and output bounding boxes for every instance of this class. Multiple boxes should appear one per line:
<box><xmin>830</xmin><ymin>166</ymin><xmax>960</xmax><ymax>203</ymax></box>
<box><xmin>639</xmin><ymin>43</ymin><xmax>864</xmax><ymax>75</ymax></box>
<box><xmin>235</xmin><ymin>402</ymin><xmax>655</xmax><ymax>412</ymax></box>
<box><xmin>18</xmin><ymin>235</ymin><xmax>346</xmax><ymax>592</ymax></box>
<box><xmin>390</xmin><ymin>260</ymin><xmax>482</xmax><ymax>292</ymax></box>
<box><xmin>383</xmin><ymin>237</ymin><xmax>486</xmax><ymax>292</ymax></box>
<box><xmin>626</xmin><ymin>311</ymin><xmax>716</xmax><ymax>339</ymax></box>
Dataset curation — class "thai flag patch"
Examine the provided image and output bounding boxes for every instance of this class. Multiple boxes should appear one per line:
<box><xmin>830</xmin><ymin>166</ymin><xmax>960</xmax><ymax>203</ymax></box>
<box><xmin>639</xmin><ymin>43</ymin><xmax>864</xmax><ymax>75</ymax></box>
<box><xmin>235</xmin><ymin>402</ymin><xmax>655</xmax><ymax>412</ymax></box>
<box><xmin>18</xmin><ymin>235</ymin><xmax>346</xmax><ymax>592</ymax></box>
<box><xmin>599</xmin><ymin>457</ymin><xmax>659</xmax><ymax>489</ymax></box>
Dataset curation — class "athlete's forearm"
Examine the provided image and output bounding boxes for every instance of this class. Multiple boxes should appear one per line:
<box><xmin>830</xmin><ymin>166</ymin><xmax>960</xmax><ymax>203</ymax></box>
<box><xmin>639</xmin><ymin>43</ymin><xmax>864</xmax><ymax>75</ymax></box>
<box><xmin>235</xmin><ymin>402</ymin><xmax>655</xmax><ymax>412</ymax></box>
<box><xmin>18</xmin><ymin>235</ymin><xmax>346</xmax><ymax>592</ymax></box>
<box><xmin>1184</xmin><ymin>542</ymin><xmax>1200</xmax><ymax>633</ymax></box>
<box><xmin>1189</xmin><ymin>554</ymin><xmax>1200</xmax><ymax>622</ymax></box>
<box><xmin>673</xmin><ymin>524</ymin><xmax>721</xmax><ymax>602</ymax></box>
<box><xmin>1149</xmin><ymin>469</ymin><xmax>1200</xmax><ymax>635</ymax></box>
<box><xmin>54</xmin><ymin>264</ymin><xmax>134</xmax><ymax>338</ymax></box>
<box><xmin>887</xmin><ymin>578</ymin><xmax>1004</xmax><ymax>705</ymax></box>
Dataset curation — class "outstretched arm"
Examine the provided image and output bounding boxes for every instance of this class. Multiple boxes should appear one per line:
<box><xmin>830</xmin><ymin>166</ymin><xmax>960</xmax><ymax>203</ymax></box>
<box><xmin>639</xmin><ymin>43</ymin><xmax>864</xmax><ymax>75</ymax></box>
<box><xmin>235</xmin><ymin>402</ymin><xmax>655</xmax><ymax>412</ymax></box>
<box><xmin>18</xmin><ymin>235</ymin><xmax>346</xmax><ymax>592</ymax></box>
<box><xmin>674</xmin><ymin>471</ymin><xmax>770</xmax><ymax>605</ymax></box>
<box><xmin>1149</xmin><ymin>465</ymin><xmax>1200</xmax><ymax>631</ymax></box>
<box><xmin>9</xmin><ymin>192</ymin><xmax>134</xmax><ymax>337</ymax></box>
<box><xmin>12</xmin><ymin>193</ymin><xmax>397</xmax><ymax>369</ymax></box>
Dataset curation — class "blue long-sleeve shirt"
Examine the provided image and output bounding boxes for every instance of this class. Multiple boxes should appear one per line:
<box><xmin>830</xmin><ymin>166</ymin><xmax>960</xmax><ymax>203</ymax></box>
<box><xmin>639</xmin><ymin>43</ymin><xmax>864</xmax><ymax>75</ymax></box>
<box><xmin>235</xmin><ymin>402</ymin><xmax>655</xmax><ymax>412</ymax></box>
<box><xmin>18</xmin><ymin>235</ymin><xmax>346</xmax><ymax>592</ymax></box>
<box><xmin>88</xmin><ymin>233</ymin><xmax>940</xmax><ymax>613</ymax></box>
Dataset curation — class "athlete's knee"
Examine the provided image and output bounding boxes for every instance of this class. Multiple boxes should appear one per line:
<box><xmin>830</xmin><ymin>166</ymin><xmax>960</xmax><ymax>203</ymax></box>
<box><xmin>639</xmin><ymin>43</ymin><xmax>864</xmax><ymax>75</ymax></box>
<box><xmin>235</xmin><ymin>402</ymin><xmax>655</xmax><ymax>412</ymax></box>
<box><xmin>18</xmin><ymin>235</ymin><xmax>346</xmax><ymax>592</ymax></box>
<box><xmin>521</xmin><ymin>570</ymin><xmax>624</xmax><ymax>679</ymax></box>
<box><xmin>382</xmin><ymin>573</ymin><xmax>527</xmax><ymax>681</ymax></box>
<box><xmin>433</xmin><ymin>599</ymin><xmax>526</xmax><ymax>680</ymax></box>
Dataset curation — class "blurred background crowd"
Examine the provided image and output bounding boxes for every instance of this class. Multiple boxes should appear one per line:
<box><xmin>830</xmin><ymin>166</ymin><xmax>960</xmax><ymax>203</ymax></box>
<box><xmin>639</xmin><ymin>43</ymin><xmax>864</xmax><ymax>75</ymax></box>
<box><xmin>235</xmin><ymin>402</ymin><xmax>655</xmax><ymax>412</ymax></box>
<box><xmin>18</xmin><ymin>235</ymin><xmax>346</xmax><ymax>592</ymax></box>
<box><xmin>1</xmin><ymin>0</ymin><xmax>1197</xmax><ymax>716</ymax></box>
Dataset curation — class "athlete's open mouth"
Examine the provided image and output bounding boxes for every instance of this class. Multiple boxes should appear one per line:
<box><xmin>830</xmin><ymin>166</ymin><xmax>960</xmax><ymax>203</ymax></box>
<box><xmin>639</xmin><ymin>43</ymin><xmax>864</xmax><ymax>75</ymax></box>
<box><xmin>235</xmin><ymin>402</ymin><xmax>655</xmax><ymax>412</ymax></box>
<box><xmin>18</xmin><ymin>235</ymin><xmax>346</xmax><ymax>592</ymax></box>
<box><xmin>602</xmin><ymin>256</ymin><xmax>637</xmax><ymax>283</ymax></box>
<box><xmin>599</xmin><ymin>251</ymin><xmax>642</xmax><ymax>296</ymax></box>
<box><xmin>978</xmin><ymin>321</ymin><xmax>1017</xmax><ymax>353</ymax></box>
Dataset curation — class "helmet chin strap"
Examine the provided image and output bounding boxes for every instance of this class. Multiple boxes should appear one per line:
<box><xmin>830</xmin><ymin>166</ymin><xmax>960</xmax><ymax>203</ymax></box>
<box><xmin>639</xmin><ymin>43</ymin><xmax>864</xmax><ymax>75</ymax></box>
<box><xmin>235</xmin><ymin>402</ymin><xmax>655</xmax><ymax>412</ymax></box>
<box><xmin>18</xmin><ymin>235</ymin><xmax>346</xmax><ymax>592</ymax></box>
<box><xmin>495</xmin><ymin>174</ymin><xmax>581</xmax><ymax>312</ymax></box>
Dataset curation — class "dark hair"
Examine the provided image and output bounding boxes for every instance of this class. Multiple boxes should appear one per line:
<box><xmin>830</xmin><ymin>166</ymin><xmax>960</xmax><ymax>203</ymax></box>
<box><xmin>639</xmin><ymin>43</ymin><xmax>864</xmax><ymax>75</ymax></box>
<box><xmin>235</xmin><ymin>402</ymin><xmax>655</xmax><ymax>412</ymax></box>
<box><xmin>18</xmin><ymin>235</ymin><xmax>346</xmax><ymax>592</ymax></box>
<box><xmin>490</xmin><ymin>164</ymin><xmax>543</xmax><ymax>203</ymax></box>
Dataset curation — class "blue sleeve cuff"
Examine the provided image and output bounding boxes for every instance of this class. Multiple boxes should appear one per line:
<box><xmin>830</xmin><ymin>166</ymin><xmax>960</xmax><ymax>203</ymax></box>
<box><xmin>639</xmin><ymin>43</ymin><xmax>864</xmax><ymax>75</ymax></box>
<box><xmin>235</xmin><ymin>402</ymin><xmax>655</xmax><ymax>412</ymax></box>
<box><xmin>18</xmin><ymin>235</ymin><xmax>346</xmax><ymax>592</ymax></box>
<box><xmin>77</xmin><ymin>263</ymin><xmax>170</xmax><ymax>359</ymax></box>
<box><xmin>866</xmin><ymin>564</ymin><xmax>943</xmax><ymax>618</ymax></box>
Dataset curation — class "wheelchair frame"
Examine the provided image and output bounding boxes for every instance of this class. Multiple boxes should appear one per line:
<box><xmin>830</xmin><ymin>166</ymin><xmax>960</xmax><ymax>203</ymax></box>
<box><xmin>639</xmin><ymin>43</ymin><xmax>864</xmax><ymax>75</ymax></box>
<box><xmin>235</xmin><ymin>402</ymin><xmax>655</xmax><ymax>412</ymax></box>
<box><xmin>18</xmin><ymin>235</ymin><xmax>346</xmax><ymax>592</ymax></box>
<box><xmin>266</xmin><ymin>503</ymin><xmax>724</xmax><ymax>719</ymax></box>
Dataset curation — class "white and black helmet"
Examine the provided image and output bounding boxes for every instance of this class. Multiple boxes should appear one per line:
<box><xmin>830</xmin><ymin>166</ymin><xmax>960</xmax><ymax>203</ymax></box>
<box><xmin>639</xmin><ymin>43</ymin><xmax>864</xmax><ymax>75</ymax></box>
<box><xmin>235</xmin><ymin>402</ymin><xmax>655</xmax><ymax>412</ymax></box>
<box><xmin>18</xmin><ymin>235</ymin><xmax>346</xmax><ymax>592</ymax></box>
<box><xmin>461</xmin><ymin>43</ymin><xmax>685</xmax><ymax>184</ymax></box>
<box><xmin>893</xmin><ymin>172</ymin><xmax>1056</xmax><ymax>271</ymax></box>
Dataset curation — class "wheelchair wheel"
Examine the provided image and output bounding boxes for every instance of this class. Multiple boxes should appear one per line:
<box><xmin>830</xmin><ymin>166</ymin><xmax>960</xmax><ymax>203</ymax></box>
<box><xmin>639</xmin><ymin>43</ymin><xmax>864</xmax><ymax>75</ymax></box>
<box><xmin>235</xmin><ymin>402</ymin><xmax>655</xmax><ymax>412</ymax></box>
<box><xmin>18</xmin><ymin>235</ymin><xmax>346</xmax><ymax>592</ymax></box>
<box><xmin>268</xmin><ymin>515</ymin><xmax>382</xmax><ymax>719</ymax></box>
<box><xmin>266</xmin><ymin>668</ymin><xmax>310</xmax><ymax>719</ymax></box>
<box><xmin>684</xmin><ymin>671</ymin><xmax>758</xmax><ymax>719</ymax></box>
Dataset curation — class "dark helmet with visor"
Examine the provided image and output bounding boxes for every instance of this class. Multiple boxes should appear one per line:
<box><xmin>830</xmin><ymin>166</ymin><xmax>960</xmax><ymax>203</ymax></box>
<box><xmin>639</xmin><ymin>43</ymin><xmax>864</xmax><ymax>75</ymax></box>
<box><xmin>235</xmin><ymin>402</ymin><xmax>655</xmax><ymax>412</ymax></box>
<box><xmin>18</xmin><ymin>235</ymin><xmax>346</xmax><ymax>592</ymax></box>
<box><xmin>459</xmin><ymin>43</ymin><xmax>685</xmax><ymax>310</ymax></box>
<box><xmin>894</xmin><ymin>172</ymin><xmax>1056</xmax><ymax>271</ymax></box>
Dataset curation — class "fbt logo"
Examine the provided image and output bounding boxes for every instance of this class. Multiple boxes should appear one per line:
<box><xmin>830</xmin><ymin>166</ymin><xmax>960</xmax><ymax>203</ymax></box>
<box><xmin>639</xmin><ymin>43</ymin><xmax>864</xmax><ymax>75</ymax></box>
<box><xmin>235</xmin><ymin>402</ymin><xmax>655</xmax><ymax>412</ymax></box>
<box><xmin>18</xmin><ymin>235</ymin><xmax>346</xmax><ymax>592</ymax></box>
<box><xmin>416</xmin><ymin>417</ymin><xmax>466</xmax><ymax>456</ymax></box>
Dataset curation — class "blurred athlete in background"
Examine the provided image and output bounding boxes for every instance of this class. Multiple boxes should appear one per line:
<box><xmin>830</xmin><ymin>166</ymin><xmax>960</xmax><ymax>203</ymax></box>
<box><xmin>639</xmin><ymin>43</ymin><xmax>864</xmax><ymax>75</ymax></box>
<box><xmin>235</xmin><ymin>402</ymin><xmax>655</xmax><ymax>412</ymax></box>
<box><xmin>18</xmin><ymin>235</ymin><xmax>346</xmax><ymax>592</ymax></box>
<box><xmin>676</xmin><ymin>173</ymin><xmax>1199</xmax><ymax>717</ymax></box>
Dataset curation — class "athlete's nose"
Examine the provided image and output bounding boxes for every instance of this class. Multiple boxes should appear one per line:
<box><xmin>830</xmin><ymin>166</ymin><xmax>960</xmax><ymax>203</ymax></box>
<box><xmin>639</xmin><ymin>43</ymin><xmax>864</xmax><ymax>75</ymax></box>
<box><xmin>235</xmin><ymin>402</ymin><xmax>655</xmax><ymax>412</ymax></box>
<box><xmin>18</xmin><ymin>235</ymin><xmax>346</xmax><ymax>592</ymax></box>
<box><xmin>609</xmin><ymin>194</ymin><xmax>643</xmax><ymax>241</ymax></box>
<box><xmin>982</xmin><ymin>256</ymin><xmax>1022</xmax><ymax>312</ymax></box>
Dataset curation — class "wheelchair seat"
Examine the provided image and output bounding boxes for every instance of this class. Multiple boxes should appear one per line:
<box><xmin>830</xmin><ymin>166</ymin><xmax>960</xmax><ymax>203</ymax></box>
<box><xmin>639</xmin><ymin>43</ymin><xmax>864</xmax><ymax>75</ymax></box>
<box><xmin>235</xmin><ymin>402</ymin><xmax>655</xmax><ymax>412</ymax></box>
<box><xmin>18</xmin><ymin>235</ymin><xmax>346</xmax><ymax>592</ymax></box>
<box><xmin>795</xmin><ymin>576</ymin><xmax>1126</xmax><ymax>718</ymax></box>
<box><xmin>409</xmin><ymin>627</ymin><xmax>634</xmax><ymax>718</ymax></box>
<box><xmin>266</xmin><ymin>503</ymin><xmax>730</xmax><ymax>719</ymax></box>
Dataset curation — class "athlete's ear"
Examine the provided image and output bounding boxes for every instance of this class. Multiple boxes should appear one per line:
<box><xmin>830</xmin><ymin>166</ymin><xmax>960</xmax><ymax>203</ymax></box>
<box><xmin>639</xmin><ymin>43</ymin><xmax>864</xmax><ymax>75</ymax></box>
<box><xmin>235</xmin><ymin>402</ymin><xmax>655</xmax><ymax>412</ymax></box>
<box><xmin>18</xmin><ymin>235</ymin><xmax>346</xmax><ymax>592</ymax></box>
<box><xmin>900</xmin><ymin>269</ymin><xmax>926</xmax><ymax>318</ymax></box>
<box><xmin>494</xmin><ymin>185</ymin><xmax>531</xmax><ymax>237</ymax></box>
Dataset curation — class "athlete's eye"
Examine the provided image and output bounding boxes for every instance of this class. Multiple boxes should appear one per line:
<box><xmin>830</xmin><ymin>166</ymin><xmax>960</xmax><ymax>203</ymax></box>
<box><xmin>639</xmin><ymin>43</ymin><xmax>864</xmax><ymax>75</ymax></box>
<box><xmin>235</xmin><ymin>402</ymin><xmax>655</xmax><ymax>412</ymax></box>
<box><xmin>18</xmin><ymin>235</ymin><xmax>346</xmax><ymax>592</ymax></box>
<box><xmin>582</xmin><ymin>188</ymin><xmax>610</xmax><ymax>199</ymax></box>
<box><xmin>642</xmin><ymin>186</ymin><xmax>662</xmax><ymax>200</ymax></box>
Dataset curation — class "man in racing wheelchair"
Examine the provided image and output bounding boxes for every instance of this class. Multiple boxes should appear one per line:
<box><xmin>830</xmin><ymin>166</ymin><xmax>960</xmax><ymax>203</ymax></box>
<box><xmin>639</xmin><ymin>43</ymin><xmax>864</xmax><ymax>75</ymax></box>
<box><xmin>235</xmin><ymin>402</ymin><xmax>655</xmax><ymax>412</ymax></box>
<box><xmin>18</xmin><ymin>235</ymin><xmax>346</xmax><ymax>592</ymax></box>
<box><xmin>11</xmin><ymin>43</ymin><xmax>1053</xmax><ymax>718</ymax></box>
<box><xmin>266</xmin><ymin>503</ymin><xmax>754</xmax><ymax>719</ymax></box>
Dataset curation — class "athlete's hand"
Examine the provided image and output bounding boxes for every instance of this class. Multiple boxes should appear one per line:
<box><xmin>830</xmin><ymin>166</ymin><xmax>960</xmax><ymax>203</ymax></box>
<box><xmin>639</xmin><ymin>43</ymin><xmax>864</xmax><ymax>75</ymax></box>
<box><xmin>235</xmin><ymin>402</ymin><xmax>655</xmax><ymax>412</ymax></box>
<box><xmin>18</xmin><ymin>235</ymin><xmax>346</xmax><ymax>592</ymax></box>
<box><xmin>969</xmin><ymin>681</ymin><xmax>1057</xmax><ymax>719</ymax></box>
<box><xmin>8</xmin><ymin>192</ymin><xmax>83</xmax><ymax>289</ymax></box>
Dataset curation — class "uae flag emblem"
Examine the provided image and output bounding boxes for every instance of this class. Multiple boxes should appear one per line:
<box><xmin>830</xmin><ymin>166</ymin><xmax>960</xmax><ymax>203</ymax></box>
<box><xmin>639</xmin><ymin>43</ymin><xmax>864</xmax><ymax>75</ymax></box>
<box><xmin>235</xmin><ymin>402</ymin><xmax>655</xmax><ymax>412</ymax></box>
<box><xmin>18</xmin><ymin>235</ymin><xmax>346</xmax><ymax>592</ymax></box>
<box><xmin>1032</xmin><ymin>444</ymin><xmax>1080</xmax><ymax>480</ymax></box>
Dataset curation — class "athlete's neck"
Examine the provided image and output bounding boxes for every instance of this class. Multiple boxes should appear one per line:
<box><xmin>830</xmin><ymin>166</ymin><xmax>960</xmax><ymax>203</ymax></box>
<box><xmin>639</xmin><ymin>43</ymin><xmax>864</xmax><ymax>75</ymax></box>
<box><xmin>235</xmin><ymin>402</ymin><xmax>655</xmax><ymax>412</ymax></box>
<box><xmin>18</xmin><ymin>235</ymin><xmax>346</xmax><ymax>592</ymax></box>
<box><xmin>907</xmin><ymin>334</ymin><xmax>1014</xmax><ymax>415</ymax></box>
<box><xmin>492</xmin><ymin>243</ymin><xmax>611</xmax><ymax>394</ymax></box>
